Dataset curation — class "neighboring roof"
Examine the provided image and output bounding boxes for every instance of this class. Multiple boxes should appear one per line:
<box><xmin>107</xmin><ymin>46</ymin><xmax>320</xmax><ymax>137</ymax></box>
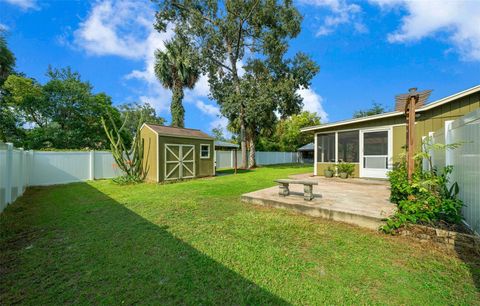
<box><xmin>301</xmin><ymin>84</ymin><xmax>480</xmax><ymax>132</ymax></box>
<box><xmin>214</xmin><ymin>141</ymin><xmax>239</xmax><ymax>149</ymax></box>
<box><xmin>298</xmin><ymin>143</ymin><xmax>314</xmax><ymax>151</ymax></box>
<box><xmin>143</xmin><ymin>124</ymin><xmax>213</xmax><ymax>139</ymax></box>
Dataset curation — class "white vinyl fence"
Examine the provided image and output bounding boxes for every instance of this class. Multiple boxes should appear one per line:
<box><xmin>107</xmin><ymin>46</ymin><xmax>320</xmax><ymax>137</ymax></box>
<box><xmin>1</xmin><ymin>142</ymin><xmax>301</xmax><ymax>212</ymax></box>
<box><xmin>0</xmin><ymin>144</ymin><xmax>122</xmax><ymax>212</ymax></box>
<box><xmin>429</xmin><ymin>109</ymin><xmax>480</xmax><ymax>234</ymax></box>
<box><xmin>215</xmin><ymin>150</ymin><xmax>300</xmax><ymax>169</ymax></box>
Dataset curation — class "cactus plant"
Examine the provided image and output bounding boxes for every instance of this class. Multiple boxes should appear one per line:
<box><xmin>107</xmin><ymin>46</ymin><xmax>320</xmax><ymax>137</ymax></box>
<box><xmin>101</xmin><ymin>112</ymin><xmax>148</xmax><ymax>183</ymax></box>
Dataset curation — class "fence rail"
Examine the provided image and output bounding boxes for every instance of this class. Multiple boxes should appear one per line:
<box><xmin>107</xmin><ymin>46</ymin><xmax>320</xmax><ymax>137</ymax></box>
<box><xmin>1</xmin><ymin>144</ymin><xmax>301</xmax><ymax>212</ymax></box>
<box><xmin>430</xmin><ymin>109</ymin><xmax>480</xmax><ymax>234</ymax></box>
<box><xmin>215</xmin><ymin>150</ymin><xmax>300</xmax><ymax>169</ymax></box>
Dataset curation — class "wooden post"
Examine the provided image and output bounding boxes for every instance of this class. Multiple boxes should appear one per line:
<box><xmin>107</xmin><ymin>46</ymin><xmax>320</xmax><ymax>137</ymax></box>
<box><xmin>406</xmin><ymin>95</ymin><xmax>418</xmax><ymax>181</ymax></box>
<box><xmin>234</xmin><ymin>149</ymin><xmax>237</xmax><ymax>174</ymax></box>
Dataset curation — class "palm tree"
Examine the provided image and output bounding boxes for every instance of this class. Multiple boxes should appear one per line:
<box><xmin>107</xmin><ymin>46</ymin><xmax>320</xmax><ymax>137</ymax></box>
<box><xmin>154</xmin><ymin>36</ymin><xmax>200</xmax><ymax>128</ymax></box>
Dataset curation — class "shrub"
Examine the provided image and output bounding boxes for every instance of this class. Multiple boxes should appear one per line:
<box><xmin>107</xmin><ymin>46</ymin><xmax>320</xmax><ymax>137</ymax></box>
<box><xmin>337</xmin><ymin>162</ymin><xmax>355</xmax><ymax>176</ymax></box>
<box><xmin>383</xmin><ymin>162</ymin><xmax>463</xmax><ymax>233</ymax></box>
<box><xmin>382</xmin><ymin>138</ymin><xmax>463</xmax><ymax>233</ymax></box>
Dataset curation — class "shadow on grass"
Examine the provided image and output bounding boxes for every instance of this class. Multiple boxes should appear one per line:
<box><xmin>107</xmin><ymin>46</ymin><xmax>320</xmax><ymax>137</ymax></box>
<box><xmin>215</xmin><ymin>168</ymin><xmax>253</xmax><ymax>176</ymax></box>
<box><xmin>216</xmin><ymin>163</ymin><xmax>311</xmax><ymax>176</ymax></box>
<box><xmin>0</xmin><ymin>183</ymin><xmax>288</xmax><ymax>305</ymax></box>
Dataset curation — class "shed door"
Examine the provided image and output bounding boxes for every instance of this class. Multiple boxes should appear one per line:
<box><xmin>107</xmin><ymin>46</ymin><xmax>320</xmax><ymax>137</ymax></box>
<box><xmin>165</xmin><ymin>144</ymin><xmax>195</xmax><ymax>180</ymax></box>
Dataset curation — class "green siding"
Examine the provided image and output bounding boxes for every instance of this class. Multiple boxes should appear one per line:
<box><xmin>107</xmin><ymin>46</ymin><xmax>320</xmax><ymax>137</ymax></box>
<box><xmin>157</xmin><ymin>135</ymin><xmax>214</xmax><ymax>182</ymax></box>
<box><xmin>311</xmin><ymin>91</ymin><xmax>480</xmax><ymax>175</ymax></box>
<box><xmin>316</xmin><ymin>163</ymin><xmax>360</xmax><ymax>178</ymax></box>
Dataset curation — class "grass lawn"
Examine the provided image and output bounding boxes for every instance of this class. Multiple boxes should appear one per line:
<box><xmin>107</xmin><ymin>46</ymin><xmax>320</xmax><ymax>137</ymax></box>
<box><xmin>1</xmin><ymin>164</ymin><xmax>479</xmax><ymax>304</ymax></box>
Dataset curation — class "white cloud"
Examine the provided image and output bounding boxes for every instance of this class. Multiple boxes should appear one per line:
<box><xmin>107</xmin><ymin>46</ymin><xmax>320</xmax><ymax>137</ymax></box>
<box><xmin>300</xmin><ymin>0</ymin><xmax>366</xmax><ymax>36</ymax></box>
<box><xmin>194</xmin><ymin>100</ymin><xmax>230</xmax><ymax>136</ymax></box>
<box><xmin>370</xmin><ymin>0</ymin><xmax>480</xmax><ymax>61</ymax></box>
<box><xmin>0</xmin><ymin>23</ymin><xmax>9</xmax><ymax>31</ymax></box>
<box><xmin>195</xmin><ymin>100</ymin><xmax>220</xmax><ymax>116</ymax></box>
<box><xmin>3</xmin><ymin>0</ymin><xmax>37</xmax><ymax>10</ymax></box>
<box><xmin>74</xmin><ymin>0</ymin><xmax>174</xmax><ymax>112</ymax></box>
<box><xmin>297</xmin><ymin>88</ymin><xmax>329</xmax><ymax>122</ymax></box>
<box><xmin>74</xmin><ymin>0</ymin><xmax>157</xmax><ymax>59</ymax></box>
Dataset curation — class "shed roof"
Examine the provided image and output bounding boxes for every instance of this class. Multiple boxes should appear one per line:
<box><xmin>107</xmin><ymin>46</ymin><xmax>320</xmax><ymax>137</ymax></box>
<box><xmin>298</xmin><ymin>143</ymin><xmax>314</xmax><ymax>151</ymax></box>
<box><xmin>301</xmin><ymin>84</ymin><xmax>480</xmax><ymax>132</ymax></box>
<box><xmin>143</xmin><ymin>124</ymin><xmax>213</xmax><ymax>140</ymax></box>
<box><xmin>215</xmin><ymin>141</ymin><xmax>239</xmax><ymax>149</ymax></box>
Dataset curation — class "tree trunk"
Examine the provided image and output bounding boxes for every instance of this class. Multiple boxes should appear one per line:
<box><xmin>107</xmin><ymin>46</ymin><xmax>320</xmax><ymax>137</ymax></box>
<box><xmin>228</xmin><ymin>50</ymin><xmax>247</xmax><ymax>169</ymax></box>
<box><xmin>171</xmin><ymin>85</ymin><xmax>185</xmax><ymax>128</ymax></box>
<box><xmin>248</xmin><ymin>131</ymin><xmax>256</xmax><ymax>168</ymax></box>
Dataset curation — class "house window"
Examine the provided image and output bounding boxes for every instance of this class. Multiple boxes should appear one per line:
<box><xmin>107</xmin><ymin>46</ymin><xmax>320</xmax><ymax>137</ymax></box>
<box><xmin>200</xmin><ymin>144</ymin><xmax>210</xmax><ymax>159</ymax></box>
<box><xmin>317</xmin><ymin>133</ymin><xmax>335</xmax><ymax>162</ymax></box>
<box><xmin>338</xmin><ymin>131</ymin><xmax>359</xmax><ymax>162</ymax></box>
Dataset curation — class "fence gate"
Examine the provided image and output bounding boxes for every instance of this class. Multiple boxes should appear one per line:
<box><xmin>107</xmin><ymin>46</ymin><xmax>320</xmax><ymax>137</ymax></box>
<box><xmin>164</xmin><ymin>144</ymin><xmax>195</xmax><ymax>180</ymax></box>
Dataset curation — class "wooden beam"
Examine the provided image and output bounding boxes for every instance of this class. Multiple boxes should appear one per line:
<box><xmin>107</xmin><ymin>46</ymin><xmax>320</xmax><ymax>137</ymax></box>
<box><xmin>406</xmin><ymin>95</ymin><xmax>418</xmax><ymax>181</ymax></box>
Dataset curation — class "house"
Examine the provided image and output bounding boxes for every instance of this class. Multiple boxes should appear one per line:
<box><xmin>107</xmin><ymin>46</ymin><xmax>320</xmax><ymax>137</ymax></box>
<box><xmin>140</xmin><ymin>124</ymin><xmax>215</xmax><ymax>182</ymax></box>
<box><xmin>301</xmin><ymin>85</ymin><xmax>480</xmax><ymax>179</ymax></box>
<box><xmin>297</xmin><ymin>143</ymin><xmax>314</xmax><ymax>163</ymax></box>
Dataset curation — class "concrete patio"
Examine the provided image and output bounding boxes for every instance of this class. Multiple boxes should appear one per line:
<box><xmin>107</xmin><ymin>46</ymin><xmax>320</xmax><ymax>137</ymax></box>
<box><xmin>241</xmin><ymin>174</ymin><xmax>396</xmax><ymax>230</ymax></box>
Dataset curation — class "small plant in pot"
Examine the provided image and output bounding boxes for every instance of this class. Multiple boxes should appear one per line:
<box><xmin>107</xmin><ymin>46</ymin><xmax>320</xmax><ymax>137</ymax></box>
<box><xmin>324</xmin><ymin>166</ymin><xmax>335</xmax><ymax>178</ymax></box>
<box><xmin>337</xmin><ymin>162</ymin><xmax>355</xmax><ymax>179</ymax></box>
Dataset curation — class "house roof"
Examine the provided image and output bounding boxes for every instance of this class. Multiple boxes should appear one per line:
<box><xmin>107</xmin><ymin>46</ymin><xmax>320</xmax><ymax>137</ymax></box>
<box><xmin>214</xmin><ymin>141</ymin><xmax>239</xmax><ymax>149</ymax></box>
<box><xmin>143</xmin><ymin>124</ymin><xmax>214</xmax><ymax>140</ymax></box>
<box><xmin>298</xmin><ymin>142</ymin><xmax>314</xmax><ymax>151</ymax></box>
<box><xmin>301</xmin><ymin>84</ymin><xmax>480</xmax><ymax>132</ymax></box>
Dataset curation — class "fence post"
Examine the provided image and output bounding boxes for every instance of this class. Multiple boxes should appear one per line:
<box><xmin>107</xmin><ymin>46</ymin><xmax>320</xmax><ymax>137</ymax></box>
<box><xmin>18</xmin><ymin>148</ymin><xmax>24</xmax><ymax>194</ymax></box>
<box><xmin>28</xmin><ymin>150</ymin><xmax>34</xmax><ymax>187</ymax></box>
<box><xmin>89</xmin><ymin>150</ymin><xmax>95</xmax><ymax>180</ymax></box>
<box><xmin>5</xmin><ymin>143</ymin><xmax>13</xmax><ymax>205</ymax></box>
<box><xmin>231</xmin><ymin>150</ymin><xmax>234</xmax><ymax>168</ymax></box>
<box><xmin>444</xmin><ymin>121</ymin><xmax>454</xmax><ymax>167</ymax></box>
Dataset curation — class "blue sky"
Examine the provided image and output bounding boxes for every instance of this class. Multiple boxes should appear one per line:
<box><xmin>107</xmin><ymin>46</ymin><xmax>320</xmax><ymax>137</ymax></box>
<box><xmin>1</xmin><ymin>0</ymin><xmax>480</xmax><ymax>135</ymax></box>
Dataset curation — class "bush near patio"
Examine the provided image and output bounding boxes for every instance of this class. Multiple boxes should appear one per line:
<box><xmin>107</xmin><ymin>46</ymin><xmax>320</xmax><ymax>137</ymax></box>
<box><xmin>1</xmin><ymin>165</ymin><xmax>479</xmax><ymax>304</ymax></box>
<box><xmin>383</xmin><ymin>140</ymin><xmax>464</xmax><ymax>233</ymax></box>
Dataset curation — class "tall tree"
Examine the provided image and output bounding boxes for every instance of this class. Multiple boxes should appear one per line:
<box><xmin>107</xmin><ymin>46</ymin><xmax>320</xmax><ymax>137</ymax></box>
<box><xmin>0</xmin><ymin>32</ymin><xmax>18</xmax><ymax>143</ymax></box>
<box><xmin>0</xmin><ymin>33</ymin><xmax>15</xmax><ymax>85</ymax></box>
<box><xmin>154</xmin><ymin>0</ymin><xmax>305</xmax><ymax>168</ymax></box>
<box><xmin>211</xmin><ymin>125</ymin><xmax>227</xmax><ymax>142</ymax></box>
<box><xmin>353</xmin><ymin>102</ymin><xmax>387</xmax><ymax>118</ymax></box>
<box><xmin>274</xmin><ymin>111</ymin><xmax>321</xmax><ymax>152</ymax></box>
<box><xmin>2</xmin><ymin>67</ymin><xmax>120</xmax><ymax>149</ymax></box>
<box><xmin>118</xmin><ymin>102</ymin><xmax>165</xmax><ymax>137</ymax></box>
<box><xmin>154</xmin><ymin>35</ymin><xmax>200</xmax><ymax>128</ymax></box>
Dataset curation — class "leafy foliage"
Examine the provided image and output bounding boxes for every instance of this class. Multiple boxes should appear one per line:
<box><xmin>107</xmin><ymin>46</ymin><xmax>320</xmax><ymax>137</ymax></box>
<box><xmin>337</xmin><ymin>162</ymin><xmax>355</xmax><ymax>176</ymax></box>
<box><xmin>154</xmin><ymin>0</ymin><xmax>316</xmax><ymax>168</ymax></box>
<box><xmin>1</xmin><ymin>67</ymin><xmax>122</xmax><ymax>149</ymax></box>
<box><xmin>154</xmin><ymin>35</ymin><xmax>200</xmax><ymax>128</ymax></box>
<box><xmin>382</xmin><ymin>140</ymin><xmax>463</xmax><ymax>233</ymax></box>
<box><xmin>353</xmin><ymin>102</ymin><xmax>387</xmax><ymax>118</ymax></box>
<box><xmin>211</xmin><ymin>125</ymin><xmax>228</xmax><ymax>142</ymax></box>
<box><xmin>118</xmin><ymin>102</ymin><xmax>165</xmax><ymax>146</ymax></box>
<box><xmin>0</xmin><ymin>32</ymin><xmax>15</xmax><ymax>85</ymax></box>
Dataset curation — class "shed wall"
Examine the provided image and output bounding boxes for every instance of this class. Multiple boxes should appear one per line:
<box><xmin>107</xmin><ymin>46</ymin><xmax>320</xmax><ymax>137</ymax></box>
<box><xmin>158</xmin><ymin>136</ymin><xmax>214</xmax><ymax>181</ymax></box>
<box><xmin>140</xmin><ymin>127</ymin><xmax>158</xmax><ymax>182</ymax></box>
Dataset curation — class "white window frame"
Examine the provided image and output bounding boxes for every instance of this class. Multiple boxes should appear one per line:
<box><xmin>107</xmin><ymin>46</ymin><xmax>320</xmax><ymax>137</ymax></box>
<box><xmin>200</xmin><ymin>144</ymin><xmax>211</xmax><ymax>159</ymax></box>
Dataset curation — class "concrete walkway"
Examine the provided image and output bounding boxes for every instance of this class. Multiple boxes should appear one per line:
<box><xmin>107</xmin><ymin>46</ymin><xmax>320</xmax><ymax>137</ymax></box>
<box><xmin>241</xmin><ymin>174</ymin><xmax>396</xmax><ymax>230</ymax></box>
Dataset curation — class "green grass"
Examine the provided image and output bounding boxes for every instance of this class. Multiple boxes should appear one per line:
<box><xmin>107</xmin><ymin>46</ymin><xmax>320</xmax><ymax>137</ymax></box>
<box><xmin>1</xmin><ymin>164</ymin><xmax>479</xmax><ymax>304</ymax></box>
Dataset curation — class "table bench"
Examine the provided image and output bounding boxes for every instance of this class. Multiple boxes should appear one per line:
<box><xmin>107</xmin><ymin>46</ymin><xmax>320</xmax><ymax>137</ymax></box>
<box><xmin>274</xmin><ymin>179</ymin><xmax>319</xmax><ymax>201</ymax></box>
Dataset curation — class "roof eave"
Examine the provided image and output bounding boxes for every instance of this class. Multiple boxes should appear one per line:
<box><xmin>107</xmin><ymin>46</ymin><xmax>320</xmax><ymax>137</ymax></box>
<box><xmin>301</xmin><ymin>84</ymin><xmax>480</xmax><ymax>133</ymax></box>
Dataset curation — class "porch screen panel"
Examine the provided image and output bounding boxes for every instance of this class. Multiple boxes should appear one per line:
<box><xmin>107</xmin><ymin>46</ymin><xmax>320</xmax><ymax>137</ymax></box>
<box><xmin>338</xmin><ymin>131</ymin><xmax>359</xmax><ymax>162</ymax></box>
<box><xmin>364</xmin><ymin>131</ymin><xmax>388</xmax><ymax>155</ymax></box>
<box><xmin>317</xmin><ymin>133</ymin><xmax>335</xmax><ymax>162</ymax></box>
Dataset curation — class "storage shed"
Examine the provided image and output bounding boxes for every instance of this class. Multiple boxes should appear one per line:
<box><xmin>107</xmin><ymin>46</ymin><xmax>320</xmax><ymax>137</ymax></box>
<box><xmin>140</xmin><ymin>124</ymin><xmax>215</xmax><ymax>182</ymax></box>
